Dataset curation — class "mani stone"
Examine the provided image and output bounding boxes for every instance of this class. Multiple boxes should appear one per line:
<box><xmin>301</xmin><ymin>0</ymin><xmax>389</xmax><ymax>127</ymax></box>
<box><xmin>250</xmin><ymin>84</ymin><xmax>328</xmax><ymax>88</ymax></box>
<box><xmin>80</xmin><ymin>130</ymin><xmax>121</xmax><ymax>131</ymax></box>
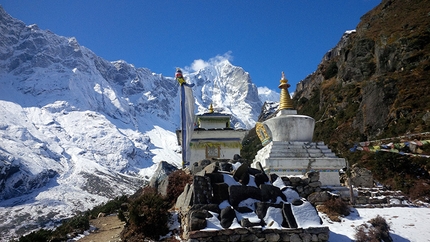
<box><xmin>232</xmin><ymin>163</ymin><xmax>250</xmax><ymax>185</ymax></box>
<box><xmin>220</xmin><ymin>206</ymin><xmax>236</xmax><ymax>228</ymax></box>
<box><xmin>193</xmin><ymin>176</ymin><xmax>212</xmax><ymax>204</ymax></box>
<box><xmin>260</xmin><ymin>184</ymin><xmax>286</xmax><ymax>203</ymax></box>
<box><xmin>229</xmin><ymin>185</ymin><xmax>261</xmax><ymax>207</ymax></box>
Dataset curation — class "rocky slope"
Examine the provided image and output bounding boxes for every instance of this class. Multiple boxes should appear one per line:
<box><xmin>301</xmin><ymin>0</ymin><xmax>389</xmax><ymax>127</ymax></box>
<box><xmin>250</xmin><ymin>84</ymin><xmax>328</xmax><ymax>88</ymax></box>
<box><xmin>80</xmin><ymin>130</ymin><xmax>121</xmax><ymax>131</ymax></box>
<box><xmin>294</xmin><ymin>0</ymin><xmax>430</xmax><ymax>146</ymax></box>
<box><xmin>291</xmin><ymin>0</ymin><xmax>430</xmax><ymax>199</ymax></box>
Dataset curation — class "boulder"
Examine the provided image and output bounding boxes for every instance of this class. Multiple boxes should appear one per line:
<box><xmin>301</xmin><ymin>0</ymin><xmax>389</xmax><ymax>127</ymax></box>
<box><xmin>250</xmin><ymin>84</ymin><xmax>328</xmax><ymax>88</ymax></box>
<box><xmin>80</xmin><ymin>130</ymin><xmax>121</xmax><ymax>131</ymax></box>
<box><xmin>254</xmin><ymin>173</ymin><xmax>269</xmax><ymax>187</ymax></box>
<box><xmin>220</xmin><ymin>206</ymin><xmax>236</xmax><ymax>228</ymax></box>
<box><xmin>260</xmin><ymin>184</ymin><xmax>286</xmax><ymax>203</ymax></box>
<box><xmin>229</xmin><ymin>185</ymin><xmax>261</xmax><ymax>207</ymax></box>
<box><xmin>233</xmin><ymin>163</ymin><xmax>250</xmax><ymax>185</ymax></box>
<box><xmin>189</xmin><ymin>209</ymin><xmax>209</xmax><ymax>231</ymax></box>
<box><xmin>148</xmin><ymin>160</ymin><xmax>178</xmax><ymax>194</ymax></box>
<box><xmin>212</xmin><ymin>182</ymin><xmax>229</xmax><ymax>204</ymax></box>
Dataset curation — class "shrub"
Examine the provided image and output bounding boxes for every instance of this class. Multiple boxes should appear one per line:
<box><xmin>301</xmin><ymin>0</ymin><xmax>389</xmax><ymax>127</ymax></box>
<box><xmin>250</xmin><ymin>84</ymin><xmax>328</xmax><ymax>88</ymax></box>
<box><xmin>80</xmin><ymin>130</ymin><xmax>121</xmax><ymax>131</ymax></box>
<box><xmin>122</xmin><ymin>187</ymin><xmax>171</xmax><ymax>241</ymax></box>
<box><xmin>166</xmin><ymin>170</ymin><xmax>192</xmax><ymax>206</ymax></box>
<box><xmin>89</xmin><ymin>195</ymin><xmax>128</xmax><ymax>219</ymax></box>
<box><xmin>319</xmin><ymin>197</ymin><xmax>350</xmax><ymax>222</ymax></box>
<box><xmin>52</xmin><ymin>212</ymin><xmax>90</xmax><ymax>239</ymax></box>
<box><xmin>355</xmin><ymin>215</ymin><xmax>392</xmax><ymax>242</ymax></box>
<box><xmin>17</xmin><ymin>229</ymin><xmax>53</xmax><ymax>242</ymax></box>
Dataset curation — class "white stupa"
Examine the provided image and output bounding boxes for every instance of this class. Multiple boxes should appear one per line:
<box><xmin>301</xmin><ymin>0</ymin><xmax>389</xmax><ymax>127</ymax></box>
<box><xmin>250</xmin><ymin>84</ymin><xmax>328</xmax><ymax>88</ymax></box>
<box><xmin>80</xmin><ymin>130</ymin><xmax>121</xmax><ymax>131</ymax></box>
<box><xmin>252</xmin><ymin>72</ymin><xmax>346</xmax><ymax>186</ymax></box>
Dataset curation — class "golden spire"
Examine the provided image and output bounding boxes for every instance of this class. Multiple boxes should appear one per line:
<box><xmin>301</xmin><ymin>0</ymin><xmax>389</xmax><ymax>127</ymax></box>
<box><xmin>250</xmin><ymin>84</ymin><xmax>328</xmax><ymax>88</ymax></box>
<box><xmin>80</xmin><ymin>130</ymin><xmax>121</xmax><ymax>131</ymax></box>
<box><xmin>208</xmin><ymin>103</ymin><xmax>214</xmax><ymax>113</ymax></box>
<box><xmin>278</xmin><ymin>72</ymin><xmax>294</xmax><ymax>110</ymax></box>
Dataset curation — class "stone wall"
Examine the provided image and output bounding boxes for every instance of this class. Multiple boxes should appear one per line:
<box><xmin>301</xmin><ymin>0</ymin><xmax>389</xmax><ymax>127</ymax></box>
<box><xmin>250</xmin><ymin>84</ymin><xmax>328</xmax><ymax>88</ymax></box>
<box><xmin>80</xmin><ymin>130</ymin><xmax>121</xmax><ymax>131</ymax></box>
<box><xmin>187</xmin><ymin>227</ymin><xmax>329</xmax><ymax>242</ymax></box>
<box><xmin>175</xmin><ymin>159</ymin><xmax>330</xmax><ymax>242</ymax></box>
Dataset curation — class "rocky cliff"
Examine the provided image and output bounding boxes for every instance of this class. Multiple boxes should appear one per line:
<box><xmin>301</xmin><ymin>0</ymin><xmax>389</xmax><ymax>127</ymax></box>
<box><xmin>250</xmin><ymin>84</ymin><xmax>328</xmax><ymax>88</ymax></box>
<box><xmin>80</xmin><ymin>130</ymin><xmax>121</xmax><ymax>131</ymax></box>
<box><xmin>294</xmin><ymin>0</ymin><xmax>430</xmax><ymax>151</ymax></box>
<box><xmin>291</xmin><ymin>0</ymin><xmax>430</xmax><ymax>200</ymax></box>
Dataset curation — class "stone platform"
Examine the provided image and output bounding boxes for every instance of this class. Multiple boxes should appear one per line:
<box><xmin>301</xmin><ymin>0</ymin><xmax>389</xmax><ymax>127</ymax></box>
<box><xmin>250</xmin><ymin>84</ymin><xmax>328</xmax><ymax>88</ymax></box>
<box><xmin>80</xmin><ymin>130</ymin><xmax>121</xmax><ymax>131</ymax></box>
<box><xmin>253</xmin><ymin>141</ymin><xmax>346</xmax><ymax>187</ymax></box>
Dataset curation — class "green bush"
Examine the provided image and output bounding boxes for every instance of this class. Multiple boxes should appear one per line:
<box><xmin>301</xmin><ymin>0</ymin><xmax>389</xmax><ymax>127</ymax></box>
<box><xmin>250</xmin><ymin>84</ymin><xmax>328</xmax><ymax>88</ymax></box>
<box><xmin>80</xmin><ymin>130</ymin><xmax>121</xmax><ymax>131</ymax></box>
<box><xmin>89</xmin><ymin>195</ymin><xmax>128</xmax><ymax>218</ymax></box>
<box><xmin>52</xmin><ymin>213</ymin><xmax>90</xmax><ymax>238</ymax></box>
<box><xmin>17</xmin><ymin>229</ymin><xmax>53</xmax><ymax>242</ymax></box>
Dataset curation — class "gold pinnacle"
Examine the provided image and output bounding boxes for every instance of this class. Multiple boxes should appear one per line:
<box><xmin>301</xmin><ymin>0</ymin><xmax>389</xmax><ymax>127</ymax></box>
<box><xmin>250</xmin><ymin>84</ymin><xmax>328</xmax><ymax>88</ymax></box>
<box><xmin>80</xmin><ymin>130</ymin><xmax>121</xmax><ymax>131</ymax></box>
<box><xmin>208</xmin><ymin>103</ymin><xmax>214</xmax><ymax>113</ymax></box>
<box><xmin>278</xmin><ymin>71</ymin><xmax>294</xmax><ymax>110</ymax></box>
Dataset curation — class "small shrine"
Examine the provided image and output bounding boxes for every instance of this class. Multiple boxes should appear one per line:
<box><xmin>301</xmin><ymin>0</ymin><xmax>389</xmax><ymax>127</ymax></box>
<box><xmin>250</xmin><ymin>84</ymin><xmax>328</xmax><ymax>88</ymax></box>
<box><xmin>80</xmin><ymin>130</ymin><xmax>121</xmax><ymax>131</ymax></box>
<box><xmin>177</xmin><ymin>104</ymin><xmax>247</xmax><ymax>164</ymax></box>
<box><xmin>252</xmin><ymin>72</ymin><xmax>346</xmax><ymax>187</ymax></box>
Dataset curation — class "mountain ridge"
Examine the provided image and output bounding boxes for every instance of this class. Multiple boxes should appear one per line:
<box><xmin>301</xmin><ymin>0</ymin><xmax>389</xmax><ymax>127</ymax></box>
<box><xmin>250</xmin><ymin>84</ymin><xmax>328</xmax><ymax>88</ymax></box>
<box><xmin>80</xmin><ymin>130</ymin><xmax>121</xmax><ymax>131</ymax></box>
<box><xmin>0</xmin><ymin>6</ymin><xmax>275</xmax><ymax>239</ymax></box>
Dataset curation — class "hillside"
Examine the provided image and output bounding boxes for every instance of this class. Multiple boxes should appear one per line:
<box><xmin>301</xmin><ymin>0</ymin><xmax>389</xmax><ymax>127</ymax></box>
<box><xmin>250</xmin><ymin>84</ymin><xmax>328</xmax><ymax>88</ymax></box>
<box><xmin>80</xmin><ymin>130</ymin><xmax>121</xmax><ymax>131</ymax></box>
<box><xmin>292</xmin><ymin>0</ymin><xmax>430</xmax><ymax>200</ymax></box>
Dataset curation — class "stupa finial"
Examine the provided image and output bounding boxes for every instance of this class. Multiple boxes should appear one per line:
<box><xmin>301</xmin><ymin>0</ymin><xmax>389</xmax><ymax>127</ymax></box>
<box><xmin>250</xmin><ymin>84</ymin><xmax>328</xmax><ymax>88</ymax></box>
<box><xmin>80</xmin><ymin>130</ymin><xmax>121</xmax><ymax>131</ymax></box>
<box><xmin>208</xmin><ymin>103</ymin><xmax>214</xmax><ymax>113</ymax></box>
<box><xmin>278</xmin><ymin>72</ymin><xmax>294</xmax><ymax>110</ymax></box>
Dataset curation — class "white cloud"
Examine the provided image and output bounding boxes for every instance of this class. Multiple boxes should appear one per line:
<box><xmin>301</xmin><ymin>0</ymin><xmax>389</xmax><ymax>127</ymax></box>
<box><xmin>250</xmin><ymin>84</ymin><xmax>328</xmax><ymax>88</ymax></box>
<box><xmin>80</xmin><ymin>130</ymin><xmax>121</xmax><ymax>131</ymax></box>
<box><xmin>190</xmin><ymin>59</ymin><xmax>209</xmax><ymax>72</ymax></box>
<box><xmin>185</xmin><ymin>51</ymin><xmax>234</xmax><ymax>72</ymax></box>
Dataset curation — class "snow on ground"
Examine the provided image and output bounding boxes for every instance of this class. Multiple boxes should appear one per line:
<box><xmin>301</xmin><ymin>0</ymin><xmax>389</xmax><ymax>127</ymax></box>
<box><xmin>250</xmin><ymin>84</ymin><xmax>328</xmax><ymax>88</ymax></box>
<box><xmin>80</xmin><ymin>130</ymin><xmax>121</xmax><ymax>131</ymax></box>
<box><xmin>323</xmin><ymin>206</ymin><xmax>430</xmax><ymax>242</ymax></box>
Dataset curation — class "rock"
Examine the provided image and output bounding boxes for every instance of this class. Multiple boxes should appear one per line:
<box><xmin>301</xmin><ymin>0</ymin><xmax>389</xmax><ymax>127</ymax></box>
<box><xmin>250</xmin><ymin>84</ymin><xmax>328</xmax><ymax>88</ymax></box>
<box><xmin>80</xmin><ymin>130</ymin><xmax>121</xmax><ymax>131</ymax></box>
<box><xmin>260</xmin><ymin>184</ymin><xmax>286</xmax><ymax>203</ymax></box>
<box><xmin>265</xmin><ymin>233</ymin><xmax>280</xmax><ymax>242</ymax></box>
<box><xmin>283</xmin><ymin>203</ymin><xmax>298</xmax><ymax>228</ymax></box>
<box><xmin>193</xmin><ymin>176</ymin><xmax>213</xmax><ymax>205</ymax></box>
<box><xmin>233</xmin><ymin>163</ymin><xmax>250</xmax><ymax>185</ymax></box>
<box><xmin>189</xmin><ymin>209</ymin><xmax>209</xmax><ymax>231</ymax></box>
<box><xmin>191</xmin><ymin>159</ymin><xmax>212</xmax><ymax>174</ymax></box>
<box><xmin>219</xmin><ymin>161</ymin><xmax>233</xmax><ymax>172</ymax></box>
<box><xmin>205</xmin><ymin>172</ymin><xmax>224</xmax><ymax>185</ymax></box>
<box><xmin>254</xmin><ymin>173</ymin><xmax>269</xmax><ymax>187</ymax></box>
<box><xmin>308</xmin><ymin>181</ymin><xmax>322</xmax><ymax>188</ymax></box>
<box><xmin>255</xmin><ymin>202</ymin><xmax>282</xmax><ymax>220</ymax></box>
<box><xmin>229</xmin><ymin>185</ymin><xmax>261</xmax><ymax>207</ymax></box>
<box><xmin>289</xmin><ymin>177</ymin><xmax>303</xmax><ymax>187</ymax></box>
<box><xmin>203</xmin><ymin>162</ymin><xmax>219</xmax><ymax>174</ymax></box>
<box><xmin>247</xmin><ymin>167</ymin><xmax>263</xmax><ymax>176</ymax></box>
<box><xmin>291</xmin><ymin>199</ymin><xmax>304</xmax><ymax>206</ymax></box>
<box><xmin>175</xmin><ymin>183</ymin><xmax>193</xmax><ymax>210</ymax></box>
<box><xmin>281</xmin><ymin>176</ymin><xmax>291</xmax><ymax>186</ymax></box>
<box><xmin>307</xmin><ymin>191</ymin><xmax>331</xmax><ymax>205</ymax></box>
<box><xmin>348</xmin><ymin>165</ymin><xmax>374</xmax><ymax>188</ymax></box>
<box><xmin>240</xmin><ymin>218</ymin><xmax>261</xmax><ymax>228</ymax></box>
<box><xmin>306</xmin><ymin>171</ymin><xmax>320</xmax><ymax>182</ymax></box>
<box><xmin>235</xmin><ymin>206</ymin><xmax>253</xmax><ymax>213</ymax></box>
<box><xmin>270</xmin><ymin>173</ymin><xmax>279</xmax><ymax>183</ymax></box>
<box><xmin>191</xmin><ymin>204</ymin><xmax>220</xmax><ymax>214</ymax></box>
<box><xmin>220</xmin><ymin>206</ymin><xmax>236</xmax><ymax>228</ymax></box>
<box><xmin>148</xmin><ymin>161</ymin><xmax>178</xmax><ymax>194</ymax></box>
<box><xmin>212</xmin><ymin>182</ymin><xmax>229</xmax><ymax>204</ymax></box>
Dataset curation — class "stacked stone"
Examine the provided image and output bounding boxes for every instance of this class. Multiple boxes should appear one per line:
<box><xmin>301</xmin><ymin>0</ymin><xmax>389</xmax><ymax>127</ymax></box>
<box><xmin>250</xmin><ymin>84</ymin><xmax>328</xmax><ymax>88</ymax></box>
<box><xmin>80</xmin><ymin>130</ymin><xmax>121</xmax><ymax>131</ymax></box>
<box><xmin>175</xmin><ymin>159</ymin><xmax>330</xmax><ymax>242</ymax></box>
<box><xmin>187</xmin><ymin>227</ymin><xmax>329</xmax><ymax>242</ymax></box>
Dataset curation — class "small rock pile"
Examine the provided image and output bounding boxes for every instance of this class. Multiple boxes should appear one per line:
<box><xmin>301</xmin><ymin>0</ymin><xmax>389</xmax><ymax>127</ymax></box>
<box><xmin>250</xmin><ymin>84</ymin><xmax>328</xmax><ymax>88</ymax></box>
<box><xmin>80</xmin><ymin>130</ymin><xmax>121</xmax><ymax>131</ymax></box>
<box><xmin>175</xmin><ymin>158</ymin><xmax>330</xmax><ymax>242</ymax></box>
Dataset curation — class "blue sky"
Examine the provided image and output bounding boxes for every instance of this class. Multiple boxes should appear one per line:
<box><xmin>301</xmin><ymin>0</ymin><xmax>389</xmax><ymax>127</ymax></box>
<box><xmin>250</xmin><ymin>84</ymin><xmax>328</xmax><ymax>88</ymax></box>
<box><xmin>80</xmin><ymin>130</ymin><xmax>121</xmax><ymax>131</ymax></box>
<box><xmin>2</xmin><ymin>1</ymin><xmax>380</xmax><ymax>92</ymax></box>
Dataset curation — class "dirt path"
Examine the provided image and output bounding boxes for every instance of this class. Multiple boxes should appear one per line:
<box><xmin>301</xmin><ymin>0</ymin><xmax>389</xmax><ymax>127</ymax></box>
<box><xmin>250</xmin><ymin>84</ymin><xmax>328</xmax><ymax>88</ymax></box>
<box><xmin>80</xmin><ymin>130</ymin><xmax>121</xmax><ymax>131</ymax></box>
<box><xmin>78</xmin><ymin>214</ymin><xmax>124</xmax><ymax>242</ymax></box>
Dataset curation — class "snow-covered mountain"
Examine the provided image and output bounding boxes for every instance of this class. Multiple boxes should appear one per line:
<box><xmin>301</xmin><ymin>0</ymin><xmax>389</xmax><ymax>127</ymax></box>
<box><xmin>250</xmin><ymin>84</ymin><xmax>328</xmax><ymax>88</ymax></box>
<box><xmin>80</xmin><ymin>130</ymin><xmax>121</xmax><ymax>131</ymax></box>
<box><xmin>0</xmin><ymin>6</ymin><xmax>277</xmax><ymax>239</ymax></box>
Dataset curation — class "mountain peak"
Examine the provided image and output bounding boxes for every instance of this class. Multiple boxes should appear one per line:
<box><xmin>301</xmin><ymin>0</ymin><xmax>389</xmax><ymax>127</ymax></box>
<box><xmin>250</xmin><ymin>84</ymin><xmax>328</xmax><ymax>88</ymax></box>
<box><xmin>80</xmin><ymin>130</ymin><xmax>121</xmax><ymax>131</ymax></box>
<box><xmin>0</xmin><ymin>7</ymin><xmax>277</xmax><ymax>239</ymax></box>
